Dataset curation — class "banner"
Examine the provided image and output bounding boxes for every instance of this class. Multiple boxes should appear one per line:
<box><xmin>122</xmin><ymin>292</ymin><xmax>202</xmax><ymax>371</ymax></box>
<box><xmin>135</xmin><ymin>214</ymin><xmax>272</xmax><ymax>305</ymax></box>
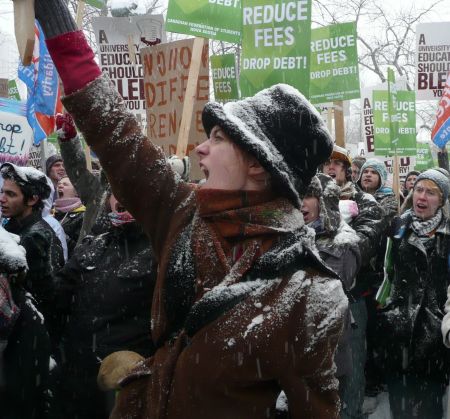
<box><xmin>141</xmin><ymin>38</ymin><xmax>209</xmax><ymax>180</ymax></box>
<box><xmin>85</xmin><ymin>0</ymin><xmax>106</xmax><ymax>8</ymax></box>
<box><xmin>0</xmin><ymin>98</ymin><xmax>33</xmax><ymax>166</ymax></box>
<box><xmin>309</xmin><ymin>22</ymin><xmax>360</xmax><ymax>103</ymax></box>
<box><xmin>240</xmin><ymin>0</ymin><xmax>312</xmax><ymax>97</ymax></box>
<box><xmin>210</xmin><ymin>54</ymin><xmax>240</xmax><ymax>102</ymax></box>
<box><xmin>8</xmin><ymin>80</ymin><xmax>21</xmax><ymax>101</ymax></box>
<box><xmin>373</xmin><ymin>89</ymin><xmax>416</xmax><ymax>156</ymax></box>
<box><xmin>166</xmin><ymin>0</ymin><xmax>241</xmax><ymax>43</ymax></box>
<box><xmin>18</xmin><ymin>21</ymin><xmax>62</xmax><ymax>145</ymax></box>
<box><xmin>359</xmin><ymin>83</ymin><xmax>414</xmax><ymax>179</ymax></box>
<box><xmin>415</xmin><ymin>142</ymin><xmax>435</xmax><ymax>170</ymax></box>
<box><xmin>92</xmin><ymin>15</ymin><xmax>166</xmax><ymax>132</ymax></box>
<box><xmin>416</xmin><ymin>22</ymin><xmax>450</xmax><ymax>100</ymax></box>
<box><xmin>431</xmin><ymin>71</ymin><xmax>450</xmax><ymax>148</ymax></box>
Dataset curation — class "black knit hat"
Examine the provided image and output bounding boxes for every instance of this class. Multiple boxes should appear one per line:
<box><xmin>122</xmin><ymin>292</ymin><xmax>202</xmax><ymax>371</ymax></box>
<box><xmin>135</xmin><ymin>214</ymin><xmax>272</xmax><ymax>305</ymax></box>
<box><xmin>202</xmin><ymin>84</ymin><xmax>333</xmax><ymax>207</ymax></box>
<box><xmin>1</xmin><ymin>163</ymin><xmax>51</xmax><ymax>201</ymax></box>
<box><xmin>45</xmin><ymin>154</ymin><xmax>63</xmax><ymax>176</ymax></box>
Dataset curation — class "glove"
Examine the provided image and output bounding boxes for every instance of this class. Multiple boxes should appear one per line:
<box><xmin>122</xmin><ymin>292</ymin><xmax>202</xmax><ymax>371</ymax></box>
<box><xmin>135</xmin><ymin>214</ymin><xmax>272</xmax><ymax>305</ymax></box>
<box><xmin>168</xmin><ymin>155</ymin><xmax>190</xmax><ymax>181</ymax></box>
<box><xmin>339</xmin><ymin>200</ymin><xmax>359</xmax><ymax>224</ymax></box>
<box><xmin>56</xmin><ymin>113</ymin><xmax>77</xmax><ymax>142</ymax></box>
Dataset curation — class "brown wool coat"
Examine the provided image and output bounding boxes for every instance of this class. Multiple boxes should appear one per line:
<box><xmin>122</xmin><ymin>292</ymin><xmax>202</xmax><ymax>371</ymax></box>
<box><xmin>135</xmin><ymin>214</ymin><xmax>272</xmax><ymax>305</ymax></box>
<box><xmin>63</xmin><ymin>75</ymin><xmax>348</xmax><ymax>419</ymax></box>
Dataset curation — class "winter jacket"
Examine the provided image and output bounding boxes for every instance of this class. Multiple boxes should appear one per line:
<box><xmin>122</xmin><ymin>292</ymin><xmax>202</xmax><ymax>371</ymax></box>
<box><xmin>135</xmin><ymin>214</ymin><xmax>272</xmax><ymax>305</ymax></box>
<box><xmin>55</xmin><ymin>222</ymin><xmax>156</xmax><ymax>361</ymax></box>
<box><xmin>63</xmin><ymin>74</ymin><xmax>348</xmax><ymax>419</ymax></box>
<box><xmin>376</xmin><ymin>210</ymin><xmax>450</xmax><ymax>381</ymax></box>
<box><xmin>55</xmin><ymin>207</ymin><xmax>85</xmax><ymax>257</ymax></box>
<box><xmin>0</xmin><ymin>227</ymin><xmax>52</xmax><ymax>419</ymax></box>
<box><xmin>4</xmin><ymin>212</ymin><xmax>64</xmax><ymax>339</ymax></box>
<box><xmin>59</xmin><ymin>136</ymin><xmax>107</xmax><ymax>242</ymax></box>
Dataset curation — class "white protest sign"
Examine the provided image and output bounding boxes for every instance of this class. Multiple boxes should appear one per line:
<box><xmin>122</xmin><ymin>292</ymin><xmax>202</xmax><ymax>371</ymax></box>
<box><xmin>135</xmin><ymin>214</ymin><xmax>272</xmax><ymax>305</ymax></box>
<box><xmin>92</xmin><ymin>15</ymin><xmax>166</xmax><ymax>132</ymax></box>
<box><xmin>0</xmin><ymin>98</ymin><xmax>33</xmax><ymax>166</ymax></box>
<box><xmin>416</xmin><ymin>22</ymin><xmax>450</xmax><ymax>101</ymax></box>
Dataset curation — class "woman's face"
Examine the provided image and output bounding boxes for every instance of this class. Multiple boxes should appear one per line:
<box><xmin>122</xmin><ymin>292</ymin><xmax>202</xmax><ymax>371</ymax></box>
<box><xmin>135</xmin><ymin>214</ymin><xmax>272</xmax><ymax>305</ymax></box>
<box><xmin>413</xmin><ymin>180</ymin><xmax>442</xmax><ymax>220</ymax></box>
<box><xmin>196</xmin><ymin>126</ymin><xmax>250</xmax><ymax>190</ymax></box>
<box><xmin>405</xmin><ymin>174</ymin><xmax>417</xmax><ymax>191</ymax></box>
<box><xmin>57</xmin><ymin>177</ymin><xmax>77</xmax><ymax>199</ymax></box>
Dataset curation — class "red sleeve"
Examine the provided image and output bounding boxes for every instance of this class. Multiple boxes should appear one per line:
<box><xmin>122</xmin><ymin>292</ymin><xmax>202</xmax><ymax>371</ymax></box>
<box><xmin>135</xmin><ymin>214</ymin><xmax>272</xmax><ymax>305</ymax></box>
<box><xmin>46</xmin><ymin>31</ymin><xmax>102</xmax><ymax>95</ymax></box>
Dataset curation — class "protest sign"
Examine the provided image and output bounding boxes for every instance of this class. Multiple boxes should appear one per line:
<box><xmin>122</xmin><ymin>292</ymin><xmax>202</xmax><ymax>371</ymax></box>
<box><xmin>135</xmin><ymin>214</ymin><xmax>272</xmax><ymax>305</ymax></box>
<box><xmin>309</xmin><ymin>22</ymin><xmax>360</xmax><ymax>104</ymax></box>
<box><xmin>166</xmin><ymin>0</ymin><xmax>241</xmax><ymax>43</ymax></box>
<box><xmin>85</xmin><ymin>0</ymin><xmax>106</xmax><ymax>9</ymax></box>
<box><xmin>415</xmin><ymin>142</ymin><xmax>435</xmax><ymax>170</ymax></box>
<box><xmin>210</xmin><ymin>54</ymin><xmax>240</xmax><ymax>101</ymax></box>
<box><xmin>373</xmin><ymin>89</ymin><xmax>416</xmax><ymax>156</ymax></box>
<box><xmin>0</xmin><ymin>98</ymin><xmax>33</xmax><ymax>166</ymax></box>
<box><xmin>240</xmin><ymin>0</ymin><xmax>311</xmax><ymax>97</ymax></box>
<box><xmin>92</xmin><ymin>15</ymin><xmax>166</xmax><ymax>132</ymax></box>
<box><xmin>141</xmin><ymin>38</ymin><xmax>209</xmax><ymax>180</ymax></box>
<box><xmin>431</xmin><ymin>71</ymin><xmax>450</xmax><ymax>148</ymax></box>
<box><xmin>8</xmin><ymin>80</ymin><xmax>21</xmax><ymax>101</ymax></box>
<box><xmin>416</xmin><ymin>22</ymin><xmax>450</xmax><ymax>100</ymax></box>
<box><xmin>360</xmin><ymin>83</ymin><xmax>415</xmax><ymax>181</ymax></box>
<box><xmin>18</xmin><ymin>21</ymin><xmax>62</xmax><ymax>145</ymax></box>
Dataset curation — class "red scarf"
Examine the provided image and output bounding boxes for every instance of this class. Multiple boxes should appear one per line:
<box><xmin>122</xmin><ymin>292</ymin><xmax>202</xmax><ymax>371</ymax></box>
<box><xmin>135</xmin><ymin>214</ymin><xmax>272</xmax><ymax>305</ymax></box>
<box><xmin>192</xmin><ymin>189</ymin><xmax>302</xmax><ymax>299</ymax></box>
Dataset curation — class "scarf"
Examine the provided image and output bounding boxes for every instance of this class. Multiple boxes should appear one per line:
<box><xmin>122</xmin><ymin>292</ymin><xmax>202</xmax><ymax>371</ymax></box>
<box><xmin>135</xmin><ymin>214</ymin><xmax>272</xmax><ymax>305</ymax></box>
<box><xmin>54</xmin><ymin>197</ymin><xmax>84</xmax><ymax>213</ymax></box>
<box><xmin>411</xmin><ymin>208</ymin><xmax>442</xmax><ymax>237</ymax></box>
<box><xmin>108</xmin><ymin>211</ymin><xmax>136</xmax><ymax>227</ymax></box>
<box><xmin>192</xmin><ymin>188</ymin><xmax>303</xmax><ymax>299</ymax></box>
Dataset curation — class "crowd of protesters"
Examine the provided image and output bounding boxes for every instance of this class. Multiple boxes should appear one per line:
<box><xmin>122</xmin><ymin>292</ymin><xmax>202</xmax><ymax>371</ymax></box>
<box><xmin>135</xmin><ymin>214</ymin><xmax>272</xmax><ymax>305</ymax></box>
<box><xmin>1</xmin><ymin>1</ymin><xmax>450</xmax><ymax>418</ymax></box>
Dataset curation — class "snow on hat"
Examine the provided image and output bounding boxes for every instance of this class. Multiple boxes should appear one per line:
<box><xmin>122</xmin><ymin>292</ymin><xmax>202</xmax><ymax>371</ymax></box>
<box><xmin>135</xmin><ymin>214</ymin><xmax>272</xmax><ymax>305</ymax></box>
<box><xmin>330</xmin><ymin>144</ymin><xmax>352</xmax><ymax>166</ymax></box>
<box><xmin>45</xmin><ymin>154</ymin><xmax>63</xmax><ymax>176</ymax></box>
<box><xmin>358</xmin><ymin>158</ymin><xmax>388</xmax><ymax>189</ymax></box>
<box><xmin>414</xmin><ymin>168</ymin><xmax>450</xmax><ymax>203</ymax></box>
<box><xmin>202</xmin><ymin>84</ymin><xmax>333</xmax><ymax>207</ymax></box>
<box><xmin>305</xmin><ymin>173</ymin><xmax>341</xmax><ymax>234</ymax></box>
<box><xmin>1</xmin><ymin>163</ymin><xmax>51</xmax><ymax>201</ymax></box>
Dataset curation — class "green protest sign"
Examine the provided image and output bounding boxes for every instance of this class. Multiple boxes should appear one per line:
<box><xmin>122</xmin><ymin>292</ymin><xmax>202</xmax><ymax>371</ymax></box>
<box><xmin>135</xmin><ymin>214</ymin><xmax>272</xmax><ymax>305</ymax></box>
<box><xmin>240</xmin><ymin>0</ymin><xmax>312</xmax><ymax>97</ymax></box>
<box><xmin>85</xmin><ymin>0</ymin><xmax>107</xmax><ymax>9</ymax></box>
<box><xmin>166</xmin><ymin>0</ymin><xmax>241</xmax><ymax>43</ymax></box>
<box><xmin>415</xmin><ymin>142</ymin><xmax>435</xmax><ymax>170</ymax></box>
<box><xmin>211</xmin><ymin>54</ymin><xmax>240</xmax><ymax>101</ymax></box>
<box><xmin>309</xmin><ymin>22</ymin><xmax>360</xmax><ymax>103</ymax></box>
<box><xmin>8</xmin><ymin>80</ymin><xmax>21</xmax><ymax>101</ymax></box>
<box><xmin>373</xmin><ymin>89</ymin><xmax>416</xmax><ymax>156</ymax></box>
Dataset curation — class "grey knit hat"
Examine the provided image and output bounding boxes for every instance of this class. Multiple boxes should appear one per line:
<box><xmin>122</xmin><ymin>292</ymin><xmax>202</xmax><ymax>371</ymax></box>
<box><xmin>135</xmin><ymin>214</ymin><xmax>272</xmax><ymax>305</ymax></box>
<box><xmin>414</xmin><ymin>169</ymin><xmax>450</xmax><ymax>203</ymax></box>
<box><xmin>202</xmin><ymin>84</ymin><xmax>333</xmax><ymax>207</ymax></box>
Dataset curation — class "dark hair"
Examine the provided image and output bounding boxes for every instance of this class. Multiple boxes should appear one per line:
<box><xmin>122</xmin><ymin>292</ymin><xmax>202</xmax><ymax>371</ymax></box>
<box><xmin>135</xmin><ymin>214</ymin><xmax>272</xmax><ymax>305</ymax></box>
<box><xmin>1</xmin><ymin>169</ymin><xmax>49</xmax><ymax>213</ymax></box>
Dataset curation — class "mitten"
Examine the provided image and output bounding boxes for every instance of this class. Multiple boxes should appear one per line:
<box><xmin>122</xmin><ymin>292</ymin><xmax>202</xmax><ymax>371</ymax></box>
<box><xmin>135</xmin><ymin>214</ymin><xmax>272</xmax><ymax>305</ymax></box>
<box><xmin>339</xmin><ymin>200</ymin><xmax>359</xmax><ymax>224</ymax></box>
<box><xmin>56</xmin><ymin>113</ymin><xmax>77</xmax><ymax>142</ymax></box>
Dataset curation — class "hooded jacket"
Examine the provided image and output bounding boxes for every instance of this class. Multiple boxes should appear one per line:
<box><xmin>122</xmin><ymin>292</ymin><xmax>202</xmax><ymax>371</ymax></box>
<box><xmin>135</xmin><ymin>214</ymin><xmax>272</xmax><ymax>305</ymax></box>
<box><xmin>62</xmin><ymin>74</ymin><xmax>348</xmax><ymax>419</ymax></box>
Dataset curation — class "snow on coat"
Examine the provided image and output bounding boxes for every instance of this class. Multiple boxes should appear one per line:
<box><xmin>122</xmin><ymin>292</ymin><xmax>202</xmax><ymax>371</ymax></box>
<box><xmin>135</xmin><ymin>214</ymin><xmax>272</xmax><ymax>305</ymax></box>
<box><xmin>63</xmin><ymin>74</ymin><xmax>348</xmax><ymax>419</ymax></box>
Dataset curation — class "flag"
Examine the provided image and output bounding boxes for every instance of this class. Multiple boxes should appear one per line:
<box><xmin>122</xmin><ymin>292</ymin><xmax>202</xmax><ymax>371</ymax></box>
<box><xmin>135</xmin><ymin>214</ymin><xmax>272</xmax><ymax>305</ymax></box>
<box><xmin>18</xmin><ymin>21</ymin><xmax>63</xmax><ymax>145</ymax></box>
<box><xmin>432</xmin><ymin>71</ymin><xmax>450</xmax><ymax>148</ymax></box>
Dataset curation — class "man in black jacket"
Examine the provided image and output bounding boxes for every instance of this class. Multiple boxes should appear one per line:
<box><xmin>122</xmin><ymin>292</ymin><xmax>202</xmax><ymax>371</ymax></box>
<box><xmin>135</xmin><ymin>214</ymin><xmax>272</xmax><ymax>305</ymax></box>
<box><xmin>0</xmin><ymin>163</ymin><xmax>65</xmax><ymax>342</ymax></box>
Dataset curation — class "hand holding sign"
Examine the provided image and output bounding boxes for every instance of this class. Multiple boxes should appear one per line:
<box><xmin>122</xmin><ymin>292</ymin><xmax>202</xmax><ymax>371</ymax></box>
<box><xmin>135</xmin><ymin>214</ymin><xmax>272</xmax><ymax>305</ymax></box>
<box><xmin>13</xmin><ymin>0</ymin><xmax>35</xmax><ymax>66</ymax></box>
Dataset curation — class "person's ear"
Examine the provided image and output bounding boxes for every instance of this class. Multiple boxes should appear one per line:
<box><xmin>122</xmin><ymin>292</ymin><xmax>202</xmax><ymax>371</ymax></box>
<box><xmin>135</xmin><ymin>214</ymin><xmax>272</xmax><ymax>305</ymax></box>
<box><xmin>26</xmin><ymin>195</ymin><xmax>39</xmax><ymax>208</ymax></box>
<box><xmin>247</xmin><ymin>157</ymin><xmax>266</xmax><ymax>177</ymax></box>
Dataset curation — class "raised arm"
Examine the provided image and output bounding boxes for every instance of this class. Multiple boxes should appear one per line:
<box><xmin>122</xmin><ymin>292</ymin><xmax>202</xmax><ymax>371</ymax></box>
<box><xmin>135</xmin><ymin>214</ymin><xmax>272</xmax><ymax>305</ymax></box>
<box><xmin>35</xmin><ymin>1</ymin><xmax>194</xmax><ymax>257</ymax></box>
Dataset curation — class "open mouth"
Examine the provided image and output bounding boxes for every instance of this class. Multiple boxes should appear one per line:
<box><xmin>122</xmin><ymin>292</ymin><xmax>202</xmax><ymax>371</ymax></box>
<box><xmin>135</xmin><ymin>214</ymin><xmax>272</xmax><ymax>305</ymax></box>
<box><xmin>200</xmin><ymin>164</ymin><xmax>209</xmax><ymax>179</ymax></box>
<box><xmin>116</xmin><ymin>205</ymin><xmax>126</xmax><ymax>213</ymax></box>
<box><xmin>328</xmin><ymin>172</ymin><xmax>336</xmax><ymax>179</ymax></box>
<box><xmin>416</xmin><ymin>203</ymin><xmax>427</xmax><ymax>210</ymax></box>
<box><xmin>58</xmin><ymin>190</ymin><xmax>64</xmax><ymax>198</ymax></box>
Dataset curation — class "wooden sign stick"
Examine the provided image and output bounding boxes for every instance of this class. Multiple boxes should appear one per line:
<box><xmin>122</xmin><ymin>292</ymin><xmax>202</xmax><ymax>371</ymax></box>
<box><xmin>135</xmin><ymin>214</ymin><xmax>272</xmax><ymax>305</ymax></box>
<box><xmin>176</xmin><ymin>37</ymin><xmax>205</xmax><ymax>158</ymax></box>
<box><xmin>334</xmin><ymin>100</ymin><xmax>346</xmax><ymax>148</ymax></box>
<box><xmin>13</xmin><ymin>0</ymin><xmax>35</xmax><ymax>66</ymax></box>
